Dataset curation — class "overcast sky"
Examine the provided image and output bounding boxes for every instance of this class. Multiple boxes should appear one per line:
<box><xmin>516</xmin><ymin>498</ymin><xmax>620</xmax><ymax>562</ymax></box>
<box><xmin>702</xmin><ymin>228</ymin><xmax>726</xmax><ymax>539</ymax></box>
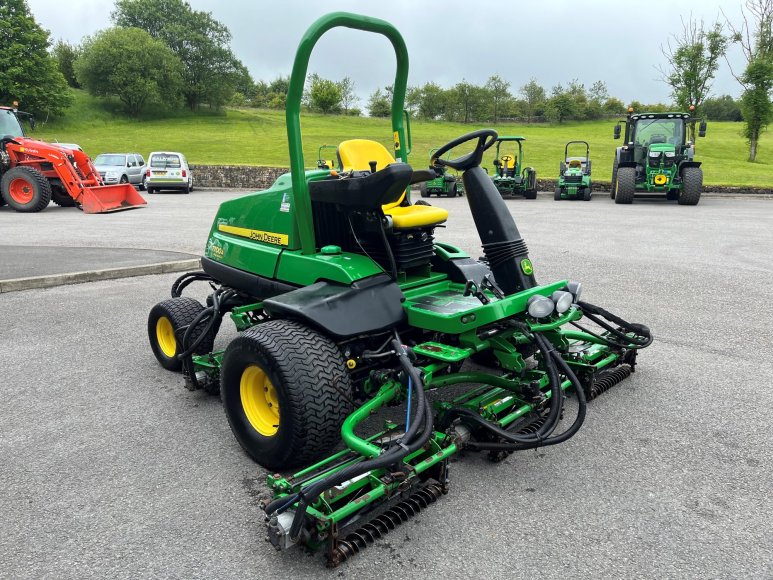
<box><xmin>28</xmin><ymin>0</ymin><xmax>748</xmax><ymax>105</ymax></box>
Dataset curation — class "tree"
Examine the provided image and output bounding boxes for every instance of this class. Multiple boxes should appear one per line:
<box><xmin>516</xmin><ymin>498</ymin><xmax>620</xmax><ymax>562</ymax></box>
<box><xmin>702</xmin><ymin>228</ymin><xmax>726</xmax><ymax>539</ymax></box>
<box><xmin>519</xmin><ymin>79</ymin><xmax>546</xmax><ymax>123</ymax></box>
<box><xmin>51</xmin><ymin>40</ymin><xmax>80</xmax><ymax>89</ymax></box>
<box><xmin>112</xmin><ymin>0</ymin><xmax>251</xmax><ymax>110</ymax></box>
<box><xmin>448</xmin><ymin>80</ymin><xmax>486</xmax><ymax>123</ymax></box>
<box><xmin>307</xmin><ymin>74</ymin><xmax>342</xmax><ymax>114</ymax></box>
<box><xmin>724</xmin><ymin>0</ymin><xmax>773</xmax><ymax>160</ymax></box>
<box><xmin>405</xmin><ymin>86</ymin><xmax>422</xmax><ymax>116</ymax></box>
<box><xmin>367</xmin><ymin>88</ymin><xmax>391</xmax><ymax>117</ymax></box>
<box><xmin>0</xmin><ymin>0</ymin><xmax>72</xmax><ymax>117</ymax></box>
<box><xmin>485</xmin><ymin>75</ymin><xmax>510</xmax><ymax>123</ymax></box>
<box><xmin>544</xmin><ymin>84</ymin><xmax>579</xmax><ymax>123</ymax></box>
<box><xmin>418</xmin><ymin>82</ymin><xmax>447</xmax><ymax>120</ymax></box>
<box><xmin>76</xmin><ymin>27</ymin><xmax>183</xmax><ymax>116</ymax></box>
<box><xmin>702</xmin><ymin>95</ymin><xmax>743</xmax><ymax>120</ymax></box>
<box><xmin>659</xmin><ymin>16</ymin><xmax>728</xmax><ymax>139</ymax></box>
<box><xmin>338</xmin><ymin>77</ymin><xmax>357</xmax><ymax>114</ymax></box>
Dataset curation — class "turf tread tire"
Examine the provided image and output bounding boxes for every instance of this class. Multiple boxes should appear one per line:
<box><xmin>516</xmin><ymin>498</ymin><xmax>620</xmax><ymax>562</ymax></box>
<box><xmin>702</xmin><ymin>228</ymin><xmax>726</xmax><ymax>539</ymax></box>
<box><xmin>678</xmin><ymin>167</ymin><xmax>702</xmax><ymax>205</ymax></box>
<box><xmin>148</xmin><ymin>297</ymin><xmax>217</xmax><ymax>372</ymax></box>
<box><xmin>51</xmin><ymin>185</ymin><xmax>76</xmax><ymax>207</ymax></box>
<box><xmin>420</xmin><ymin>182</ymin><xmax>429</xmax><ymax>197</ymax></box>
<box><xmin>614</xmin><ymin>167</ymin><xmax>635</xmax><ymax>204</ymax></box>
<box><xmin>1</xmin><ymin>167</ymin><xmax>52</xmax><ymax>212</ymax></box>
<box><xmin>220</xmin><ymin>319</ymin><xmax>354</xmax><ymax>471</ymax></box>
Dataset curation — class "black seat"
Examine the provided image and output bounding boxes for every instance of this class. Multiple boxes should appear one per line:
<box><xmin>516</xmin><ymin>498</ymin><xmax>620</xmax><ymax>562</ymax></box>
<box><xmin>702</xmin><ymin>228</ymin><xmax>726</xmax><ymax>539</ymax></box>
<box><xmin>309</xmin><ymin>163</ymin><xmax>413</xmax><ymax>212</ymax></box>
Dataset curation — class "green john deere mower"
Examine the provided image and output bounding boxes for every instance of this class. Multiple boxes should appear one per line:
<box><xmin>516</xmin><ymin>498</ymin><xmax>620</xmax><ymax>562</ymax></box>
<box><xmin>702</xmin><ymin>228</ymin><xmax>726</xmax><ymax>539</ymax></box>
<box><xmin>490</xmin><ymin>136</ymin><xmax>538</xmax><ymax>199</ymax></box>
<box><xmin>611</xmin><ymin>108</ymin><xmax>706</xmax><ymax>205</ymax></box>
<box><xmin>148</xmin><ymin>12</ymin><xmax>652</xmax><ymax>567</ymax></box>
<box><xmin>419</xmin><ymin>148</ymin><xmax>463</xmax><ymax>197</ymax></box>
<box><xmin>555</xmin><ymin>141</ymin><xmax>592</xmax><ymax>201</ymax></box>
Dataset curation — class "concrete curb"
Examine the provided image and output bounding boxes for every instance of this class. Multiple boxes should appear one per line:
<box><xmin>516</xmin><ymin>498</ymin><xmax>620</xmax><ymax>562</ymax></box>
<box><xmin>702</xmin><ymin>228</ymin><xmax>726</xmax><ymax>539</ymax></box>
<box><xmin>0</xmin><ymin>258</ymin><xmax>202</xmax><ymax>294</ymax></box>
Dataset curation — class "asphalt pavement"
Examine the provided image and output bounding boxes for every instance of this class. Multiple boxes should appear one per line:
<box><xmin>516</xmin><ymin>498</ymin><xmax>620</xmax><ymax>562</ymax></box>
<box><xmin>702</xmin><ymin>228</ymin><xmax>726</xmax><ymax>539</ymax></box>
<box><xmin>1</xmin><ymin>190</ymin><xmax>772</xmax><ymax>578</ymax></box>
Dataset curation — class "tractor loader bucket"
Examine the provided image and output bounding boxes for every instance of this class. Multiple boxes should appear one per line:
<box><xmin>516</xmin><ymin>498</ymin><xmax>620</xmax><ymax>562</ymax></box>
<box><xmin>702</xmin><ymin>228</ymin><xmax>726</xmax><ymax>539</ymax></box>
<box><xmin>79</xmin><ymin>183</ymin><xmax>147</xmax><ymax>213</ymax></box>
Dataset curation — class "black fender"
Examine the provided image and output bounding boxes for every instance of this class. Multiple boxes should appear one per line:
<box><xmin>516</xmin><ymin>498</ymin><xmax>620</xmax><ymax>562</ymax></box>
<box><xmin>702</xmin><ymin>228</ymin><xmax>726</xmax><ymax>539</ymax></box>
<box><xmin>679</xmin><ymin>160</ymin><xmax>702</xmax><ymax>171</ymax></box>
<box><xmin>262</xmin><ymin>273</ymin><xmax>407</xmax><ymax>338</ymax></box>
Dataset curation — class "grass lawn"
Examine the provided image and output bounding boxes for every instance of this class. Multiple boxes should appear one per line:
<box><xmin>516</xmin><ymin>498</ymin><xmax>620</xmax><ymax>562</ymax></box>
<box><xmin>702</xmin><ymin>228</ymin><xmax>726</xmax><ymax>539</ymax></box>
<box><xmin>33</xmin><ymin>90</ymin><xmax>772</xmax><ymax>187</ymax></box>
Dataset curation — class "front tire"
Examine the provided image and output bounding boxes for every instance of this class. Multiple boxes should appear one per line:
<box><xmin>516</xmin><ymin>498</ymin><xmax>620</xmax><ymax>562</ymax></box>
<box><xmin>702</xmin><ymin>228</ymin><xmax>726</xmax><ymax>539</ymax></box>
<box><xmin>678</xmin><ymin>167</ymin><xmax>702</xmax><ymax>205</ymax></box>
<box><xmin>614</xmin><ymin>167</ymin><xmax>635</xmax><ymax>204</ymax></box>
<box><xmin>1</xmin><ymin>167</ymin><xmax>52</xmax><ymax>212</ymax></box>
<box><xmin>221</xmin><ymin>320</ymin><xmax>354</xmax><ymax>471</ymax></box>
<box><xmin>447</xmin><ymin>182</ymin><xmax>457</xmax><ymax>197</ymax></box>
<box><xmin>554</xmin><ymin>186</ymin><xmax>562</xmax><ymax>201</ymax></box>
<box><xmin>120</xmin><ymin>175</ymin><xmax>129</xmax><ymax>184</ymax></box>
<box><xmin>610</xmin><ymin>158</ymin><xmax>618</xmax><ymax>199</ymax></box>
<box><xmin>147</xmin><ymin>297</ymin><xmax>218</xmax><ymax>372</ymax></box>
<box><xmin>420</xmin><ymin>182</ymin><xmax>429</xmax><ymax>197</ymax></box>
<box><xmin>139</xmin><ymin>175</ymin><xmax>147</xmax><ymax>191</ymax></box>
<box><xmin>583</xmin><ymin>185</ymin><xmax>592</xmax><ymax>201</ymax></box>
<box><xmin>51</xmin><ymin>185</ymin><xmax>76</xmax><ymax>207</ymax></box>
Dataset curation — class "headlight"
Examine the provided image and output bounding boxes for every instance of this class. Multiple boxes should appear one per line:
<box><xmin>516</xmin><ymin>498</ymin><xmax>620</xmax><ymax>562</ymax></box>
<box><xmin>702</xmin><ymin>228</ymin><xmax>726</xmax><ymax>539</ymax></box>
<box><xmin>565</xmin><ymin>280</ymin><xmax>582</xmax><ymax>303</ymax></box>
<box><xmin>551</xmin><ymin>291</ymin><xmax>574</xmax><ymax>314</ymax></box>
<box><xmin>649</xmin><ymin>151</ymin><xmax>661</xmax><ymax>158</ymax></box>
<box><xmin>527</xmin><ymin>295</ymin><xmax>554</xmax><ymax>319</ymax></box>
<box><xmin>105</xmin><ymin>171</ymin><xmax>118</xmax><ymax>178</ymax></box>
<box><xmin>664</xmin><ymin>151</ymin><xmax>675</xmax><ymax>158</ymax></box>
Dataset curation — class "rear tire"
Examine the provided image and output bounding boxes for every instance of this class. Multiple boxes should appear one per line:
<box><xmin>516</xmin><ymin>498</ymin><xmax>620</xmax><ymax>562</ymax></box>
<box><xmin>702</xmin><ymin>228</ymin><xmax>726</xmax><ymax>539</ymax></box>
<box><xmin>678</xmin><ymin>167</ymin><xmax>702</xmax><ymax>205</ymax></box>
<box><xmin>420</xmin><ymin>182</ymin><xmax>429</xmax><ymax>197</ymax></box>
<box><xmin>50</xmin><ymin>185</ymin><xmax>76</xmax><ymax>207</ymax></box>
<box><xmin>148</xmin><ymin>297</ymin><xmax>218</xmax><ymax>372</ymax></box>
<box><xmin>614</xmin><ymin>167</ymin><xmax>635</xmax><ymax>204</ymax></box>
<box><xmin>220</xmin><ymin>320</ymin><xmax>354</xmax><ymax>471</ymax></box>
<box><xmin>147</xmin><ymin>188</ymin><xmax>155</xmax><ymax>194</ymax></box>
<box><xmin>1</xmin><ymin>167</ymin><xmax>52</xmax><ymax>212</ymax></box>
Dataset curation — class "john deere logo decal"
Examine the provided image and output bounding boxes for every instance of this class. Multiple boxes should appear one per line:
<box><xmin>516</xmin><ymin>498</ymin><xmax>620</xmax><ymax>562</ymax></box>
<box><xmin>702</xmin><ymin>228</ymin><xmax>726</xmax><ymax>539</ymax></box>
<box><xmin>520</xmin><ymin>259</ymin><xmax>533</xmax><ymax>275</ymax></box>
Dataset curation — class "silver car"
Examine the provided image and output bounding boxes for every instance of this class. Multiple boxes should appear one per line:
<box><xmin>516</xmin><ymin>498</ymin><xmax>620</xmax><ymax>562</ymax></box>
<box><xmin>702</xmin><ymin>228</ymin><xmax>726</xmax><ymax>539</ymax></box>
<box><xmin>93</xmin><ymin>153</ymin><xmax>147</xmax><ymax>190</ymax></box>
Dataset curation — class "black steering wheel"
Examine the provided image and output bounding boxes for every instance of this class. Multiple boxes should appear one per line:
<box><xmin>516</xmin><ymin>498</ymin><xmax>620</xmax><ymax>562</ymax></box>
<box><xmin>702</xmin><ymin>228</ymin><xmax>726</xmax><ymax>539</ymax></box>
<box><xmin>430</xmin><ymin>129</ymin><xmax>498</xmax><ymax>171</ymax></box>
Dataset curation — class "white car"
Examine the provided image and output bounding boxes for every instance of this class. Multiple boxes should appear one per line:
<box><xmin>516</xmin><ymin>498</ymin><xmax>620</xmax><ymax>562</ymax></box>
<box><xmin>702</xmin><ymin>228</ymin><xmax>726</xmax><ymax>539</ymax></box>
<box><xmin>146</xmin><ymin>151</ymin><xmax>193</xmax><ymax>194</ymax></box>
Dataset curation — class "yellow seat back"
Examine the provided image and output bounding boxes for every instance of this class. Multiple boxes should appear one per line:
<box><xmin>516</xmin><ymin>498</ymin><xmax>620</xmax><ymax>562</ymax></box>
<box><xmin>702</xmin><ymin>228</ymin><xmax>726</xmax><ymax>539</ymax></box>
<box><xmin>569</xmin><ymin>159</ymin><xmax>582</xmax><ymax>168</ymax></box>
<box><xmin>338</xmin><ymin>139</ymin><xmax>403</xmax><ymax>209</ymax></box>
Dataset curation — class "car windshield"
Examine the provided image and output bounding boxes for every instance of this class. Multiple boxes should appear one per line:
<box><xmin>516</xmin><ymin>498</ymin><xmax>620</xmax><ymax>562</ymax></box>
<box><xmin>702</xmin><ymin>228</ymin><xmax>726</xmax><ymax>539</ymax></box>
<box><xmin>634</xmin><ymin>118</ymin><xmax>683</xmax><ymax>145</ymax></box>
<box><xmin>151</xmin><ymin>154</ymin><xmax>182</xmax><ymax>169</ymax></box>
<box><xmin>0</xmin><ymin>109</ymin><xmax>24</xmax><ymax>137</ymax></box>
<box><xmin>94</xmin><ymin>154</ymin><xmax>126</xmax><ymax>166</ymax></box>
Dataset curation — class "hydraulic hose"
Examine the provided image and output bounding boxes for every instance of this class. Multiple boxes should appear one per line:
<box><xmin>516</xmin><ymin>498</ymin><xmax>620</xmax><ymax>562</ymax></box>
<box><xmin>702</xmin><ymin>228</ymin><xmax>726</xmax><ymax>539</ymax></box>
<box><xmin>277</xmin><ymin>332</ymin><xmax>435</xmax><ymax>541</ymax></box>
<box><xmin>459</xmin><ymin>333</ymin><xmax>587</xmax><ymax>451</ymax></box>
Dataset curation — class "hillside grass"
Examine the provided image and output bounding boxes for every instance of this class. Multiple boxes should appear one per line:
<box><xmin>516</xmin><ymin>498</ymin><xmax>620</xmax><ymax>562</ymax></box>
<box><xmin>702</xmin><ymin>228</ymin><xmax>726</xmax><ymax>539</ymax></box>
<box><xmin>32</xmin><ymin>90</ymin><xmax>772</xmax><ymax>187</ymax></box>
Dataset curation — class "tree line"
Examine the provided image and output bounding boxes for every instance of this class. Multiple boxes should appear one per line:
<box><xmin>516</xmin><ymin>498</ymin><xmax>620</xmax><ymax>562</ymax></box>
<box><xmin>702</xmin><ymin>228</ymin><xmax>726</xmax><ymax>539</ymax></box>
<box><xmin>0</xmin><ymin>0</ymin><xmax>770</xmax><ymax>159</ymax></box>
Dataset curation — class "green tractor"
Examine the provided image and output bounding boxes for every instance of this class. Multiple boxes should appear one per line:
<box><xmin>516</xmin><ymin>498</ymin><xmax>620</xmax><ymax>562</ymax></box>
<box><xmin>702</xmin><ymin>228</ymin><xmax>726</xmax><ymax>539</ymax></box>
<box><xmin>611</xmin><ymin>109</ymin><xmax>707</xmax><ymax>205</ymax></box>
<box><xmin>555</xmin><ymin>141</ymin><xmax>592</xmax><ymax>201</ymax></box>
<box><xmin>419</xmin><ymin>147</ymin><xmax>463</xmax><ymax>197</ymax></box>
<box><xmin>490</xmin><ymin>136</ymin><xmax>538</xmax><ymax>199</ymax></box>
<box><xmin>147</xmin><ymin>12</ymin><xmax>652</xmax><ymax>567</ymax></box>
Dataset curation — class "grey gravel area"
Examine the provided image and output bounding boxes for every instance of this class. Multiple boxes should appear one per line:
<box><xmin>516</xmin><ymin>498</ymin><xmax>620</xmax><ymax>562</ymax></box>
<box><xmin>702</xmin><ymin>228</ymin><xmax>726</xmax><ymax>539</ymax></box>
<box><xmin>1</xmin><ymin>191</ymin><xmax>772</xmax><ymax>578</ymax></box>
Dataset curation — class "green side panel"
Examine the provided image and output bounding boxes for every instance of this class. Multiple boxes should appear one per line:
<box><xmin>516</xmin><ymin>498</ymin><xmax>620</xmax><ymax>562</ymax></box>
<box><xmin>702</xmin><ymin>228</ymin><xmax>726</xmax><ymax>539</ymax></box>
<box><xmin>402</xmin><ymin>279</ymin><xmax>568</xmax><ymax>333</ymax></box>
<box><xmin>275</xmin><ymin>249</ymin><xmax>385</xmax><ymax>286</ymax></box>
<box><xmin>204</xmin><ymin>170</ymin><xmax>332</xmax><ymax>278</ymax></box>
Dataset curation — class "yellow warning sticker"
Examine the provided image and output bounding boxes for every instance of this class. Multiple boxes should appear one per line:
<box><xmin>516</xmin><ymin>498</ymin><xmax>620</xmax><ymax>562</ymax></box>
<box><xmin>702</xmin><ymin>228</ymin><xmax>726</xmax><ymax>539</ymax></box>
<box><xmin>218</xmin><ymin>224</ymin><xmax>288</xmax><ymax>246</ymax></box>
<box><xmin>393</xmin><ymin>131</ymin><xmax>400</xmax><ymax>150</ymax></box>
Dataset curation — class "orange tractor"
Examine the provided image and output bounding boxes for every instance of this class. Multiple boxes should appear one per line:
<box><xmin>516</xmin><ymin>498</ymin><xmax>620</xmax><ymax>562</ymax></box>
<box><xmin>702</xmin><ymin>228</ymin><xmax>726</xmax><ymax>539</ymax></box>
<box><xmin>0</xmin><ymin>105</ymin><xmax>146</xmax><ymax>213</ymax></box>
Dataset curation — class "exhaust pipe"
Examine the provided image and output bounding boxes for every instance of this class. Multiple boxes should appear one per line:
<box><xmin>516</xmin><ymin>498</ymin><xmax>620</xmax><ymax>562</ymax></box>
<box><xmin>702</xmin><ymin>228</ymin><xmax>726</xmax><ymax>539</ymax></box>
<box><xmin>462</xmin><ymin>166</ymin><xmax>536</xmax><ymax>295</ymax></box>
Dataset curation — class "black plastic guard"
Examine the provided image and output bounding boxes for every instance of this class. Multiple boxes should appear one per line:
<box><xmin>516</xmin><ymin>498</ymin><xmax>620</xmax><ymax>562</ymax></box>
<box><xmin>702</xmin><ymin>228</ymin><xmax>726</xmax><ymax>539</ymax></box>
<box><xmin>263</xmin><ymin>273</ymin><xmax>406</xmax><ymax>338</ymax></box>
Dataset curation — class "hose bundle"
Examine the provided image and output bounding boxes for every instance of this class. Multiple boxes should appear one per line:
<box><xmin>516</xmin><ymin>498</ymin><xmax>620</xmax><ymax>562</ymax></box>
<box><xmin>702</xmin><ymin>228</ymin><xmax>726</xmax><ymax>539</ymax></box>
<box><xmin>265</xmin><ymin>331</ymin><xmax>437</xmax><ymax>542</ymax></box>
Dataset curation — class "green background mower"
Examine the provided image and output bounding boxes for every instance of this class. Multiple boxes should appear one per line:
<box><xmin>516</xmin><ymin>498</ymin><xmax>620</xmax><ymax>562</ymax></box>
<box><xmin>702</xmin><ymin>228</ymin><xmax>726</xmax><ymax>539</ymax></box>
<box><xmin>555</xmin><ymin>140</ymin><xmax>592</xmax><ymax>201</ymax></box>
<box><xmin>147</xmin><ymin>12</ymin><xmax>652</xmax><ymax>567</ymax></box>
<box><xmin>489</xmin><ymin>136</ymin><xmax>537</xmax><ymax>199</ymax></box>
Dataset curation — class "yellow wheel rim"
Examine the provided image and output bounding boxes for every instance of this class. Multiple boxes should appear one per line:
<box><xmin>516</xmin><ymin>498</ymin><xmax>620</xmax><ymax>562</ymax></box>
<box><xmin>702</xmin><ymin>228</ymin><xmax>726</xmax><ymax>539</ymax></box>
<box><xmin>240</xmin><ymin>365</ymin><xmax>280</xmax><ymax>437</ymax></box>
<box><xmin>156</xmin><ymin>316</ymin><xmax>177</xmax><ymax>358</ymax></box>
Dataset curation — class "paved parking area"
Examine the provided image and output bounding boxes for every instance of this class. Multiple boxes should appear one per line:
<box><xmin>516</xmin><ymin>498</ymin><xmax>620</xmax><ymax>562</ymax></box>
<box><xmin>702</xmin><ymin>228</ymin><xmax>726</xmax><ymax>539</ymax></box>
<box><xmin>1</xmin><ymin>191</ymin><xmax>772</xmax><ymax>578</ymax></box>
